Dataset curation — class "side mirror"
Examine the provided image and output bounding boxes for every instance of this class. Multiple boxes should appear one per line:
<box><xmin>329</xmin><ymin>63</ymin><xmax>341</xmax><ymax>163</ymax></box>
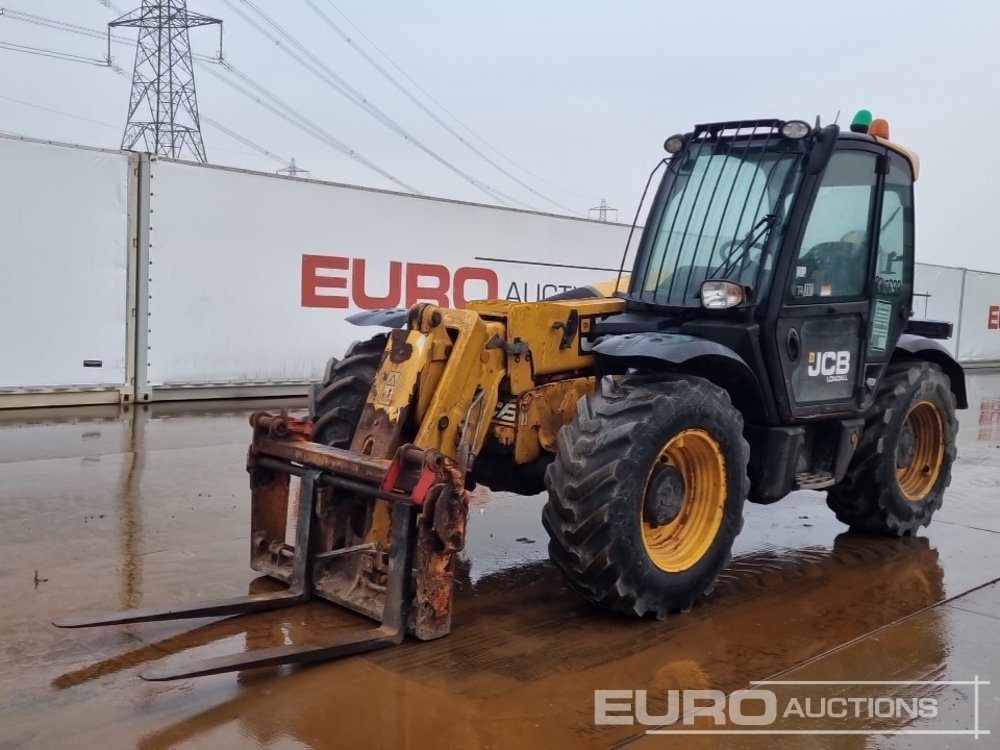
<box><xmin>804</xmin><ymin>124</ymin><xmax>840</xmax><ymax>175</ymax></box>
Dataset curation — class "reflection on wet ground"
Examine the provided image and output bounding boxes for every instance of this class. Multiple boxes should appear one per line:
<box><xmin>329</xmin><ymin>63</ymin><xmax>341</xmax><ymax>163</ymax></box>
<box><xmin>1</xmin><ymin>374</ymin><xmax>999</xmax><ymax>749</ymax></box>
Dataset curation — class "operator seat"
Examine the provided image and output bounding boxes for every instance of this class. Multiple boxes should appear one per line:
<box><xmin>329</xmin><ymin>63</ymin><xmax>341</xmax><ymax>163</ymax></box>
<box><xmin>799</xmin><ymin>230</ymin><xmax>868</xmax><ymax>297</ymax></box>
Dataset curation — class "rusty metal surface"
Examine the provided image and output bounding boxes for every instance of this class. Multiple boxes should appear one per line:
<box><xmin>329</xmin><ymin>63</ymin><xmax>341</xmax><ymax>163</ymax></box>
<box><xmin>243</xmin><ymin>302</ymin><xmax>511</xmax><ymax>650</ymax></box>
<box><xmin>2</xmin><ymin>371</ymin><xmax>1000</xmax><ymax>747</ymax></box>
<box><xmin>252</xmin><ymin>435</ymin><xmax>392</xmax><ymax>483</ymax></box>
<box><xmin>514</xmin><ymin>376</ymin><xmax>597</xmax><ymax>463</ymax></box>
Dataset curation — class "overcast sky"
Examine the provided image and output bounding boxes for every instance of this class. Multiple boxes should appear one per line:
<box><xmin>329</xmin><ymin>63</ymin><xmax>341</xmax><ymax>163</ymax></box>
<box><xmin>0</xmin><ymin>0</ymin><xmax>997</xmax><ymax>271</ymax></box>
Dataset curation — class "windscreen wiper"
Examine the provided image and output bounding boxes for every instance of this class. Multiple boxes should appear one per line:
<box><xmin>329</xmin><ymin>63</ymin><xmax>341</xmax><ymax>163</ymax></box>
<box><xmin>709</xmin><ymin>213</ymin><xmax>776</xmax><ymax>279</ymax></box>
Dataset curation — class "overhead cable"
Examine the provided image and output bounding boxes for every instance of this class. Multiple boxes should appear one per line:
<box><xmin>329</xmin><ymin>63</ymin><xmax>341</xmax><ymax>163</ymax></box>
<box><xmin>303</xmin><ymin>0</ymin><xmax>579</xmax><ymax>214</ymax></box>
<box><xmin>199</xmin><ymin>60</ymin><xmax>421</xmax><ymax>194</ymax></box>
<box><xmin>322</xmin><ymin>0</ymin><xmax>594</xmax><ymax>203</ymax></box>
<box><xmin>223</xmin><ymin>0</ymin><xmax>526</xmax><ymax>208</ymax></box>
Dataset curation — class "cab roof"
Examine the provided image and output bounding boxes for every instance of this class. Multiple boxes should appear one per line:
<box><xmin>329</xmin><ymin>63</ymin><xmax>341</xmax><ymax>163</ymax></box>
<box><xmin>838</xmin><ymin>131</ymin><xmax>920</xmax><ymax>180</ymax></box>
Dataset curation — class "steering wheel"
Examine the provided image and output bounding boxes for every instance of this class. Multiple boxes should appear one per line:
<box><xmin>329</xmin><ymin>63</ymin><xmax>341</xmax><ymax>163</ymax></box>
<box><xmin>800</xmin><ymin>241</ymin><xmax>850</xmax><ymax>276</ymax></box>
<box><xmin>714</xmin><ymin>238</ymin><xmax>765</xmax><ymax>270</ymax></box>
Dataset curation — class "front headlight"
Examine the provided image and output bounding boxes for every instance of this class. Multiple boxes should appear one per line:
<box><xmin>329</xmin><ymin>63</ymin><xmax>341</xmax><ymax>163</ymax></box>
<box><xmin>664</xmin><ymin>134</ymin><xmax>686</xmax><ymax>154</ymax></box>
<box><xmin>780</xmin><ymin>120</ymin><xmax>811</xmax><ymax>139</ymax></box>
<box><xmin>700</xmin><ymin>280</ymin><xmax>743</xmax><ymax>309</ymax></box>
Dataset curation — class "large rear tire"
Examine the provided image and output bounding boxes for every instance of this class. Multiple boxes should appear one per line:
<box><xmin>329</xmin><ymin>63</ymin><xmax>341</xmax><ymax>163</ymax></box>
<box><xmin>542</xmin><ymin>377</ymin><xmax>750</xmax><ymax>618</ymax></box>
<box><xmin>309</xmin><ymin>335</ymin><xmax>386</xmax><ymax>446</ymax></box>
<box><xmin>826</xmin><ymin>362</ymin><xmax>957</xmax><ymax>535</ymax></box>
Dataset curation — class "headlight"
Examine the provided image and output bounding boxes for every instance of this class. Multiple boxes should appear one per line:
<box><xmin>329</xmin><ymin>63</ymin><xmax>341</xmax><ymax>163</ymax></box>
<box><xmin>780</xmin><ymin>120</ymin><xmax>811</xmax><ymax>139</ymax></box>
<box><xmin>664</xmin><ymin>134</ymin><xmax>685</xmax><ymax>154</ymax></box>
<box><xmin>701</xmin><ymin>280</ymin><xmax>744</xmax><ymax>309</ymax></box>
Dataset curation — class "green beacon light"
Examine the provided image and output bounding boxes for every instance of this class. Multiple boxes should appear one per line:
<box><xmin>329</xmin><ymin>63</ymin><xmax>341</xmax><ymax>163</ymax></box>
<box><xmin>850</xmin><ymin>109</ymin><xmax>873</xmax><ymax>134</ymax></box>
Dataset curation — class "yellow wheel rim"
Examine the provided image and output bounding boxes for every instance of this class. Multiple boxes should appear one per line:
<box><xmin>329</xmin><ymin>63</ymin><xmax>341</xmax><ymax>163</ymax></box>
<box><xmin>897</xmin><ymin>400</ymin><xmax>945</xmax><ymax>501</ymax></box>
<box><xmin>641</xmin><ymin>429</ymin><xmax>727</xmax><ymax>573</ymax></box>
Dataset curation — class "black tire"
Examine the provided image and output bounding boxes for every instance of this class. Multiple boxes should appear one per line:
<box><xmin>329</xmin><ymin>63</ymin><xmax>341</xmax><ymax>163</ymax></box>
<box><xmin>542</xmin><ymin>377</ymin><xmax>750</xmax><ymax>618</ymax></box>
<box><xmin>309</xmin><ymin>334</ymin><xmax>386</xmax><ymax>446</ymax></box>
<box><xmin>827</xmin><ymin>362</ymin><xmax>957</xmax><ymax>535</ymax></box>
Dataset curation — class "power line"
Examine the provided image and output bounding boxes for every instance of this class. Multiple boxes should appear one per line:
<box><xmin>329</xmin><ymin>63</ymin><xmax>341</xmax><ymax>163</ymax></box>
<box><xmin>1</xmin><ymin>11</ymin><xmax>384</xmax><ymax>188</ymax></box>
<box><xmin>96</xmin><ymin>0</ymin><xmax>127</xmax><ymax>13</ymax></box>
<box><xmin>107</xmin><ymin>64</ymin><xmax>291</xmax><ymax>170</ymax></box>
<box><xmin>301</xmin><ymin>0</ymin><xmax>579</xmax><ymax>215</ymax></box>
<box><xmin>321</xmin><ymin>0</ymin><xmax>594</xmax><ymax>203</ymax></box>
<box><xmin>199</xmin><ymin>60</ymin><xmax>421</xmax><ymax>194</ymax></box>
<box><xmin>201</xmin><ymin>114</ymin><xmax>286</xmax><ymax>165</ymax></box>
<box><xmin>0</xmin><ymin>36</ymin><xmax>289</xmax><ymax>173</ymax></box>
<box><xmin>0</xmin><ymin>7</ymin><xmax>130</xmax><ymax>73</ymax></box>
<box><xmin>0</xmin><ymin>39</ymin><xmax>109</xmax><ymax>66</ymax></box>
<box><xmin>1</xmin><ymin>7</ymin><xmax>128</xmax><ymax>44</ymax></box>
<box><xmin>0</xmin><ymin>93</ymin><xmax>119</xmax><ymax>130</ymax></box>
<box><xmin>222</xmin><ymin>0</ymin><xmax>528</xmax><ymax>209</ymax></box>
<box><xmin>2</xmin><ymin>9</ymin><xmax>418</xmax><ymax>193</ymax></box>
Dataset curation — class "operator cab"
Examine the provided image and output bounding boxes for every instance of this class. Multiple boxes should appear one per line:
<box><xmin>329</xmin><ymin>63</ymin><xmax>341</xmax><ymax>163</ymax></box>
<box><xmin>626</xmin><ymin>111</ymin><xmax>916</xmax><ymax>315</ymax></box>
<box><xmin>613</xmin><ymin>111</ymin><xmax>924</xmax><ymax>422</ymax></box>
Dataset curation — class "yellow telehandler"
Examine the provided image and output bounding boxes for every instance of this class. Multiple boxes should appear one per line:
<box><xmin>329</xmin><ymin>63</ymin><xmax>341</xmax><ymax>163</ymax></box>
<box><xmin>56</xmin><ymin>112</ymin><xmax>966</xmax><ymax>680</ymax></box>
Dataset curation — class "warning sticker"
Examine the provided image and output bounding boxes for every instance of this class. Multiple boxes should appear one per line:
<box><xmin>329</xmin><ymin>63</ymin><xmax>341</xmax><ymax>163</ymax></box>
<box><xmin>871</xmin><ymin>299</ymin><xmax>893</xmax><ymax>351</ymax></box>
<box><xmin>377</xmin><ymin>371</ymin><xmax>400</xmax><ymax>405</ymax></box>
<box><xmin>820</xmin><ymin>284</ymin><xmax>833</xmax><ymax>297</ymax></box>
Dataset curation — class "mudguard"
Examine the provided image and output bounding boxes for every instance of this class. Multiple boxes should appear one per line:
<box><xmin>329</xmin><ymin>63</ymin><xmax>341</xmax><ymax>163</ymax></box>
<box><xmin>592</xmin><ymin>331</ymin><xmax>752</xmax><ymax>370</ymax></box>
<box><xmin>894</xmin><ymin>334</ymin><xmax>968</xmax><ymax>408</ymax></box>
<box><xmin>592</xmin><ymin>331</ymin><xmax>769</xmax><ymax>420</ymax></box>
<box><xmin>346</xmin><ymin>308</ymin><xmax>407</xmax><ymax>328</ymax></box>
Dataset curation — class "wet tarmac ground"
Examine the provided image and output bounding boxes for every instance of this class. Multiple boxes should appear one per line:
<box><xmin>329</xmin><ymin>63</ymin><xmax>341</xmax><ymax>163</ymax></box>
<box><xmin>2</xmin><ymin>374</ymin><xmax>1000</xmax><ymax>749</ymax></box>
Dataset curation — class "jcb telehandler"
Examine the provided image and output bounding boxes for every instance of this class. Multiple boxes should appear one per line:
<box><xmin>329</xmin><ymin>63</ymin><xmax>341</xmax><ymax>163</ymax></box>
<box><xmin>56</xmin><ymin>111</ymin><xmax>965</xmax><ymax>680</ymax></box>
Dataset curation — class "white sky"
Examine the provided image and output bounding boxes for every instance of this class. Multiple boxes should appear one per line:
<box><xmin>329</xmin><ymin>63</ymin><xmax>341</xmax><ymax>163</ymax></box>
<box><xmin>0</xmin><ymin>0</ymin><xmax>997</xmax><ymax>270</ymax></box>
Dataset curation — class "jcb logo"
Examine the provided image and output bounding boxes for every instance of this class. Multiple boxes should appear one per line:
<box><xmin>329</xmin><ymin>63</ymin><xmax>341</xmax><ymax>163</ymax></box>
<box><xmin>493</xmin><ymin>400</ymin><xmax>518</xmax><ymax>424</ymax></box>
<box><xmin>807</xmin><ymin>351</ymin><xmax>851</xmax><ymax>382</ymax></box>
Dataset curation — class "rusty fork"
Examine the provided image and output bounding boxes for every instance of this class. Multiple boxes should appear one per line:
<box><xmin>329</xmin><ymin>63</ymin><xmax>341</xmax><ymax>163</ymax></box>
<box><xmin>53</xmin><ymin>470</ymin><xmax>417</xmax><ymax>681</ymax></box>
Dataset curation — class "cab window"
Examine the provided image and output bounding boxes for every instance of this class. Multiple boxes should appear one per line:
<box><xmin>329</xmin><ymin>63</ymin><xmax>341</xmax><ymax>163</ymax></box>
<box><xmin>790</xmin><ymin>150</ymin><xmax>878</xmax><ymax>301</ymax></box>
<box><xmin>869</xmin><ymin>153</ymin><xmax>914</xmax><ymax>353</ymax></box>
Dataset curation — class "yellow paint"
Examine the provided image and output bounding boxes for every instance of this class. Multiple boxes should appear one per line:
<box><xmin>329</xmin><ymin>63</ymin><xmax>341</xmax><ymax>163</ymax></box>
<box><xmin>512</xmin><ymin>377</ymin><xmax>596</xmax><ymax>463</ymax></box>
<box><xmin>355</xmin><ymin>290</ymin><xmax>626</xmax><ymax>466</ymax></box>
<box><xmin>641</xmin><ymin>429</ymin><xmax>727</xmax><ymax>573</ymax></box>
<box><xmin>470</xmin><ymin>297</ymin><xmax>624</xmax><ymax>394</ymax></box>
<box><xmin>587</xmin><ymin>274</ymin><xmax>631</xmax><ymax>297</ymax></box>
<box><xmin>410</xmin><ymin>307</ymin><xmax>506</xmax><ymax>457</ymax></box>
<box><xmin>897</xmin><ymin>400</ymin><xmax>945</xmax><ymax>501</ymax></box>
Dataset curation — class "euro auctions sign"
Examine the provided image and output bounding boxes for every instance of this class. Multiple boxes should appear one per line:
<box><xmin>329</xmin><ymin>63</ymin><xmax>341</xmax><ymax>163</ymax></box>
<box><xmin>301</xmin><ymin>253</ymin><xmax>592</xmax><ymax>310</ymax></box>
<box><xmin>594</xmin><ymin>679</ymin><xmax>990</xmax><ymax>739</ymax></box>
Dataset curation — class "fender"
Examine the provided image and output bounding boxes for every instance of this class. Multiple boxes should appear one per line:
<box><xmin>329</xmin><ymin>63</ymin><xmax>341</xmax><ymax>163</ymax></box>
<box><xmin>345</xmin><ymin>308</ymin><xmax>407</xmax><ymax>328</ymax></box>
<box><xmin>593</xmin><ymin>331</ymin><xmax>751</xmax><ymax>368</ymax></box>
<box><xmin>893</xmin><ymin>334</ymin><xmax>968</xmax><ymax>408</ymax></box>
<box><xmin>592</xmin><ymin>332</ymin><xmax>769</xmax><ymax>421</ymax></box>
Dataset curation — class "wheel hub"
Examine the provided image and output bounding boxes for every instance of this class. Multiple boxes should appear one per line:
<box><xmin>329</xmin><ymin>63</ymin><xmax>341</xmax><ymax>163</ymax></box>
<box><xmin>896</xmin><ymin>400</ymin><xmax>946</xmax><ymax>501</ymax></box>
<box><xmin>644</xmin><ymin>464</ymin><xmax>686</xmax><ymax>526</ymax></box>
<box><xmin>896</xmin><ymin>423</ymin><xmax>916</xmax><ymax>469</ymax></box>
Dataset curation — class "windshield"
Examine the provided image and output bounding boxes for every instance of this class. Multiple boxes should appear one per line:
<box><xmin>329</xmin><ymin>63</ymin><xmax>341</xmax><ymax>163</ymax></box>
<box><xmin>630</xmin><ymin>131</ymin><xmax>803</xmax><ymax>307</ymax></box>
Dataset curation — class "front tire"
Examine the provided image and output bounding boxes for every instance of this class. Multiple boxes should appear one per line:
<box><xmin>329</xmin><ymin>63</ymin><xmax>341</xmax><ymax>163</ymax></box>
<box><xmin>827</xmin><ymin>362</ymin><xmax>957</xmax><ymax>535</ymax></box>
<box><xmin>542</xmin><ymin>377</ymin><xmax>750</xmax><ymax>618</ymax></box>
<box><xmin>309</xmin><ymin>335</ymin><xmax>386</xmax><ymax>446</ymax></box>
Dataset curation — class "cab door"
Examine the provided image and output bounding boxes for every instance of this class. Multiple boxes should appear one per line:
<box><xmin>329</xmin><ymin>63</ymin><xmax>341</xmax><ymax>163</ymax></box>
<box><xmin>773</xmin><ymin>147</ymin><xmax>883</xmax><ymax>418</ymax></box>
<box><xmin>862</xmin><ymin>151</ymin><xmax>915</xmax><ymax>386</ymax></box>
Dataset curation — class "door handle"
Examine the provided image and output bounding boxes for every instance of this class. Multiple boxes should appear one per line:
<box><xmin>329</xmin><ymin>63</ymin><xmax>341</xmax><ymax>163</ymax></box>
<box><xmin>787</xmin><ymin>328</ymin><xmax>801</xmax><ymax>362</ymax></box>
